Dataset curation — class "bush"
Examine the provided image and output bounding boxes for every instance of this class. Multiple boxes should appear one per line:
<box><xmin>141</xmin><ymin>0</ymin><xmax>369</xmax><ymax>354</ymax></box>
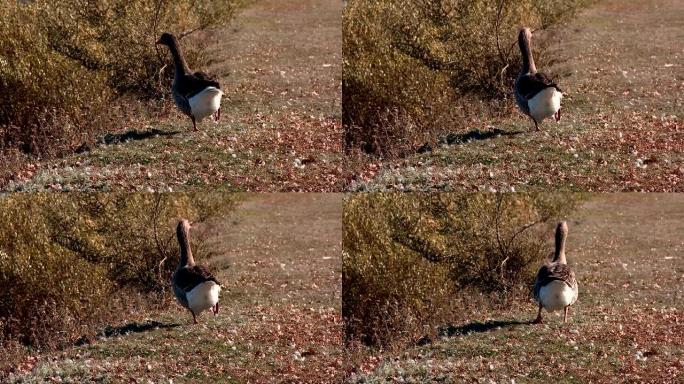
<box><xmin>0</xmin><ymin>0</ymin><xmax>241</xmax><ymax>158</ymax></box>
<box><xmin>343</xmin><ymin>193</ymin><xmax>582</xmax><ymax>347</ymax></box>
<box><xmin>0</xmin><ymin>193</ymin><xmax>237</xmax><ymax>350</ymax></box>
<box><xmin>343</xmin><ymin>0</ymin><xmax>590</xmax><ymax>155</ymax></box>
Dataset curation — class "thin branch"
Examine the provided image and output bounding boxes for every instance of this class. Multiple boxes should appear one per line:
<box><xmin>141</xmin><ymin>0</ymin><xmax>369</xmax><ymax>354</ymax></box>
<box><xmin>494</xmin><ymin>0</ymin><xmax>507</xmax><ymax>64</ymax></box>
<box><xmin>494</xmin><ymin>195</ymin><xmax>506</xmax><ymax>258</ymax></box>
<box><xmin>179</xmin><ymin>24</ymin><xmax>207</xmax><ymax>40</ymax></box>
<box><xmin>493</xmin><ymin>195</ymin><xmax>510</xmax><ymax>280</ymax></box>
<box><xmin>508</xmin><ymin>216</ymin><xmax>547</xmax><ymax>246</ymax></box>
<box><xmin>152</xmin><ymin>0</ymin><xmax>166</xmax><ymax>65</ymax></box>
<box><xmin>151</xmin><ymin>195</ymin><xmax>169</xmax><ymax>285</ymax></box>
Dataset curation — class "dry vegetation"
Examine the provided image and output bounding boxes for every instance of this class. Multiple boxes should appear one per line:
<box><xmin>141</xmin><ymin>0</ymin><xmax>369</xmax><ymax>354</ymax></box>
<box><xmin>2</xmin><ymin>0</ymin><xmax>343</xmax><ymax>192</ymax></box>
<box><xmin>345</xmin><ymin>194</ymin><xmax>684</xmax><ymax>383</ymax></box>
<box><xmin>343</xmin><ymin>193</ymin><xmax>580</xmax><ymax>348</ymax></box>
<box><xmin>345</xmin><ymin>0</ymin><xmax>684</xmax><ymax>192</ymax></box>
<box><xmin>3</xmin><ymin>194</ymin><xmax>343</xmax><ymax>383</ymax></box>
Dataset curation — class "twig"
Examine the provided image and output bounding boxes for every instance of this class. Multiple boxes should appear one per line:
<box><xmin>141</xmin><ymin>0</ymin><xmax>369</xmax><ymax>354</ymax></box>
<box><xmin>179</xmin><ymin>25</ymin><xmax>207</xmax><ymax>40</ymax></box>
<box><xmin>494</xmin><ymin>0</ymin><xmax>509</xmax><ymax>86</ymax></box>
<box><xmin>157</xmin><ymin>63</ymin><xmax>167</xmax><ymax>90</ymax></box>
<box><xmin>508</xmin><ymin>217</ymin><xmax>546</xmax><ymax>246</ymax></box>
<box><xmin>152</xmin><ymin>0</ymin><xmax>166</xmax><ymax>65</ymax></box>
<box><xmin>493</xmin><ymin>195</ymin><xmax>509</xmax><ymax>279</ymax></box>
<box><xmin>494</xmin><ymin>0</ymin><xmax>507</xmax><ymax>64</ymax></box>
<box><xmin>151</xmin><ymin>195</ymin><xmax>169</xmax><ymax>285</ymax></box>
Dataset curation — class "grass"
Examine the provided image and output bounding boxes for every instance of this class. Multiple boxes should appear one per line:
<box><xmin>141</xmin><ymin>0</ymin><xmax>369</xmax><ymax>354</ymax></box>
<box><xmin>347</xmin><ymin>0</ymin><xmax>684</xmax><ymax>192</ymax></box>
<box><xmin>5</xmin><ymin>194</ymin><xmax>343</xmax><ymax>383</ymax></box>
<box><xmin>4</xmin><ymin>0</ymin><xmax>342</xmax><ymax>192</ymax></box>
<box><xmin>344</xmin><ymin>194</ymin><xmax>684</xmax><ymax>383</ymax></box>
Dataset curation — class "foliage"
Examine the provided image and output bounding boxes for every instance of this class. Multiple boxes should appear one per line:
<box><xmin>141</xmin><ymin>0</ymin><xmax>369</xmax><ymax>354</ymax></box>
<box><xmin>0</xmin><ymin>193</ymin><xmax>237</xmax><ymax>349</ymax></box>
<box><xmin>0</xmin><ymin>0</ymin><xmax>241</xmax><ymax>157</ymax></box>
<box><xmin>343</xmin><ymin>0</ymin><xmax>590</xmax><ymax>155</ymax></box>
<box><xmin>343</xmin><ymin>193</ymin><xmax>582</xmax><ymax>346</ymax></box>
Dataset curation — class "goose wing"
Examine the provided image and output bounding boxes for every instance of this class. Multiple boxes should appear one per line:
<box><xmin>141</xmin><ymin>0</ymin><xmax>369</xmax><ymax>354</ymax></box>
<box><xmin>176</xmin><ymin>72</ymin><xmax>221</xmax><ymax>99</ymax></box>
<box><xmin>173</xmin><ymin>265</ymin><xmax>221</xmax><ymax>293</ymax></box>
<box><xmin>516</xmin><ymin>73</ymin><xmax>561</xmax><ymax>100</ymax></box>
<box><xmin>192</xmin><ymin>71</ymin><xmax>221</xmax><ymax>89</ymax></box>
<box><xmin>533</xmin><ymin>263</ymin><xmax>577</xmax><ymax>299</ymax></box>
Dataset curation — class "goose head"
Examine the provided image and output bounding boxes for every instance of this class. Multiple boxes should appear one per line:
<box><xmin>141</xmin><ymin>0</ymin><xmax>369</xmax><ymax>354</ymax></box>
<box><xmin>156</xmin><ymin>32</ymin><xmax>177</xmax><ymax>47</ymax></box>
<box><xmin>519</xmin><ymin>27</ymin><xmax>533</xmax><ymax>43</ymax></box>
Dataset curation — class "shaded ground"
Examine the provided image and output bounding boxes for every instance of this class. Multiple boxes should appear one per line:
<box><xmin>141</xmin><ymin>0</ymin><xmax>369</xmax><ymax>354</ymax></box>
<box><xmin>348</xmin><ymin>0</ymin><xmax>684</xmax><ymax>192</ymax></box>
<box><xmin>345</xmin><ymin>194</ymin><xmax>684</xmax><ymax>383</ymax></box>
<box><xmin>5</xmin><ymin>0</ymin><xmax>342</xmax><ymax>192</ymax></box>
<box><xmin>8</xmin><ymin>194</ymin><xmax>343</xmax><ymax>383</ymax></box>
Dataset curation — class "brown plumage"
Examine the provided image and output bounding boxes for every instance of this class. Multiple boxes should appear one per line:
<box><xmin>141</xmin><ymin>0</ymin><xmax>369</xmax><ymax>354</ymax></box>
<box><xmin>173</xmin><ymin>264</ymin><xmax>220</xmax><ymax>292</ymax></box>
<box><xmin>172</xmin><ymin>219</ymin><xmax>221</xmax><ymax>324</ymax></box>
<box><xmin>514</xmin><ymin>27</ymin><xmax>563</xmax><ymax>130</ymax></box>
<box><xmin>532</xmin><ymin>221</ymin><xmax>578</xmax><ymax>324</ymax></box>
<box><xmin>156</xmin><ymin>32</ymin><xmax>222</xmax><ymax>130</ymax></box>
<box><xmin>533</xmin><ymin>263</ymin><xmax>577</xmax><ymax>299</ymax></box>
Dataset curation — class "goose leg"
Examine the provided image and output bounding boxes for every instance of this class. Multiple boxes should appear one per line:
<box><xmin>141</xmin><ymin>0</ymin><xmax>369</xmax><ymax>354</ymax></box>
<box><xmin>191</xmin><ymin>310</ymin><xmax>198</xmax><ymax>324</ymax></box>
<box><xmin>534</xmin><ymin>119</ymin><xmax>540</xmax><ymax>131</ymax></box>
<box><xmin>213</xmin><ymin>302</ymin><xmax>219</xmax><ymax>315</ymax></box>
<box><xmin>533</xmin><ymin>304</ymin><xmax>544</xmax><ymax>324</ymax></box>
<box><xmin>564</xmin><ymin>306</ymin><xmax>569</xmax><ymax>323</ymax></box>
<box><xmin>191</xmin><ymin>116</ymin><xmax>197</xmax><ymax>131</ymax></box>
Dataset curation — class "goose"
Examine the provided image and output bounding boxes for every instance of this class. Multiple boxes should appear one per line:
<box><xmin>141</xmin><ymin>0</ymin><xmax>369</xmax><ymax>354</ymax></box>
<box><xmin>514</xmin><ymin>27</ymin><xmax>563</xmax><ymax>131</ymax></box>
<box><xmin>156</xmin><ymin>33</ymin><xmax>223</xmax><ymax>131</ymax></box>
<box><xmin>532</xmin><ymin>221</ymin><xmax>578</xmax><ymax>324</ymax></box>
<box><xmin>172</xmin><ymin>219</ymin><xmax>221</xmax><ymax>324</ymax></box>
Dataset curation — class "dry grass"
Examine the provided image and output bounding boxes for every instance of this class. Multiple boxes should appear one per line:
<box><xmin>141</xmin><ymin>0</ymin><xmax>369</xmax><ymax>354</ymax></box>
<box><xmin>345</xmin><ymin>194</ymin><xmax>684</xmax><ymax>383</ymax></box>
<box><xmin>5</xmin><ymin>194</ymin><xmax>343</xmax><ymax>383</ymax></box>
<box><xmin>3</xmin><ymin>0</ymin><xmax>342</xmax><ymax>192</ymax></box>
<box><xmin>347</xmin><ymin>0</ymin><xmax>684</xmax><ymax>192</ymax></box>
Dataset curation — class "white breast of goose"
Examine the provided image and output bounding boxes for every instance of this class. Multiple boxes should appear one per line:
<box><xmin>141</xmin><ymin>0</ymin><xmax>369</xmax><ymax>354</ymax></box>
<box><xmin>528</xmin><ymin>87</ymin><xmax>562</xmax><ymax>123</ymax></box>
<box><xmin>538</xmin><ymin>280</ymin><xmax>576</xmax><ymax>312</ymax></box>
<box><xmin>189</xmin><ymin>87</ymin><xmax>223</xmax><ymax>121</ymax></box>
<box><xmin>186</xmin><ymin>280</ymin><xmax>221</xmax><ymax>315</ymax></box>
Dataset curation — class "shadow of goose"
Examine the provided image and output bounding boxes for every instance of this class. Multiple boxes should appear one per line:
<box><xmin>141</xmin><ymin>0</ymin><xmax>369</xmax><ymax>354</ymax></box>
<box><xmin>100</xmin><ymin>128</ymin><xmax>181</xmax><ymax>145</ymax></box>
<box><xmin>440</xmin><ymin>128</ymin><xmax>524</xmax><ymax>145</ymax></box>
<box><xmin>98</xmin><ymin>320</ymin><xmax>181</xmax><ymax>338</ymax></box>
<box><xmin>438</xmin><ymin>319</ymin><xmax>529</xmax><ymax>338</ymax></box>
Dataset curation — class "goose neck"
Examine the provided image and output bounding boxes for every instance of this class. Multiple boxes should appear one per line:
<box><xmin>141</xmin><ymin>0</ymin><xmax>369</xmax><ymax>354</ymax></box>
<box><xmin>553</xmin><ymin>222</ymin><xmax>568</xmax><ymax>264</ymax></box>
<box><xmin>177</xmin><ymin>220</ymin><xmax>195</xmax><ymax>267</ymax></box>
<box><xmin>167</xmin><ymin>38</ymin><xmax>191</xmax><ymax>79</ymax></box>
<box><xmin>518</xmin><ymin>29</ymin><xmax>536</xmax><ymax>74</ymax></box>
